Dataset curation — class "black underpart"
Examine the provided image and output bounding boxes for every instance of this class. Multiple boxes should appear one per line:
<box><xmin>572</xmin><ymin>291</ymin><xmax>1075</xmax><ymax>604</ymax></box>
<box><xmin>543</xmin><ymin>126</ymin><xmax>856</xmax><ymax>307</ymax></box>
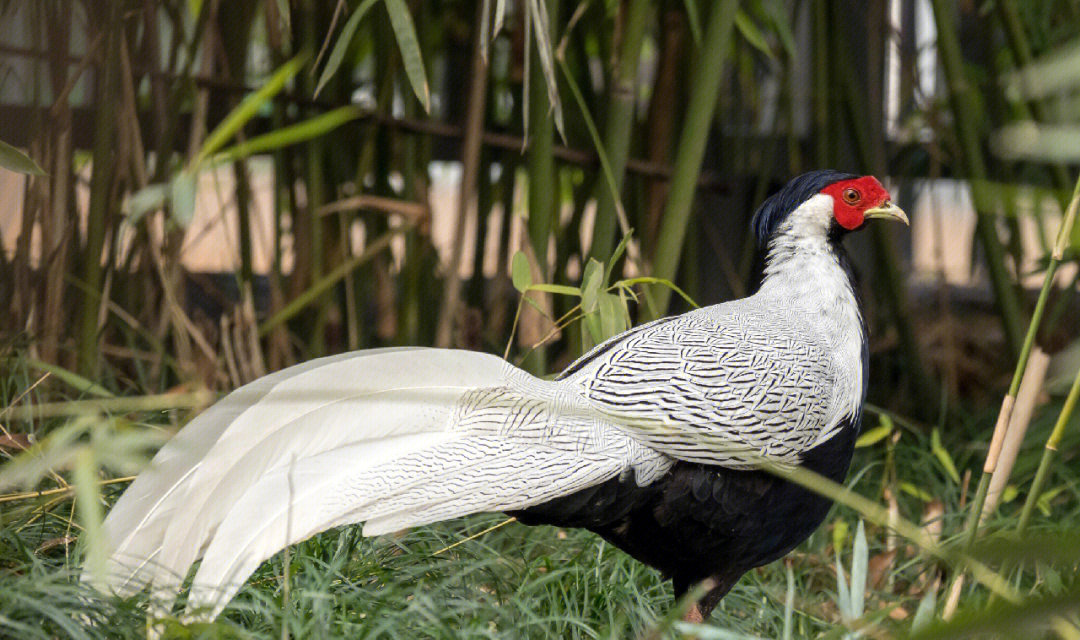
<box><xmin>511</xmin><ymin>416</ymin><xmax>860</xmax><ymax>617</ymax></box>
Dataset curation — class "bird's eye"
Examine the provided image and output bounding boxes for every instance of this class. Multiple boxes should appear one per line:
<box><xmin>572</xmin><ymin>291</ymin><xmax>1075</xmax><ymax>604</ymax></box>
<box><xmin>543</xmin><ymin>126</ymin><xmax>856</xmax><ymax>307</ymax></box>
<box><xmin>842</xmin><ymin>188</ymin><xmax>861</xmax><ymax>205</ymax></box>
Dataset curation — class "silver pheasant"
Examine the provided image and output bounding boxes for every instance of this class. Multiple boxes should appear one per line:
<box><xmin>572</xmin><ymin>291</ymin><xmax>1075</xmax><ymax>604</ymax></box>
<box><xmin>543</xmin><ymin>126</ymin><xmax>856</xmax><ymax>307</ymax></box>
<box><xmin>87</xmin><ymin>170</ymin><xmax>908</xmax><ymax>622</ymax></box>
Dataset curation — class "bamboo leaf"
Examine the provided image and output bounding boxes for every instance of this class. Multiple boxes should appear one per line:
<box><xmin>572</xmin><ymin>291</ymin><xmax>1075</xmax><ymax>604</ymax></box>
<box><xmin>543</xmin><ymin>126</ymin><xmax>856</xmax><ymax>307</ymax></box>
<box><xmin>195</xmin><ymin>54</ymin><xmax>307</xmax><ymax>167</ymax></box>
<box><xmin>855</xmin><ymin>420</ymin><xmax>893</xmax><ymax>448</ymax></box>
<box><xmin>125</xmin><ymin>183</ymin><xmax>168</xmax><ymax>223</ymax></box>
<box><xmin>315</xmin><ymin>0</ymin><xmax>378</xmax><ymax>98</ymax></box>
<box><xmin>558</xmin><ymin>58</ymin><xmax>631</xmax><ymax>244</ymax></box>
<box><xmin>259</xmin><ymin>229</ymin><xmax>402</xmax><ymax>336</ymax></box>
<box><xmin>931</xmin><ymin>428</ymin><xmax>961</xmax><ymax>484</ymax></box>
<box><xmin>25</xmin><ymin>358</ymin><xmax>115</xmax><ymax>398</ymax></box>
<box><xmin>598</xmin><ymin>292</ymin><xmax>626</xmax><ymax>341</ymax></box>
<box><xmin>384</xmin><ymin>0</ymin><xmax>432</xmax><ymax>113</ymax></box>
<box><xmin>511</xmin><ymin>251</ymin><xmax>532</xmax><ymax>292</ymax></box>
<box><xmin>760</xmin><ymin>0</ymin><xmax>796</xmax><ymax>57</ymax></box>
<box><xmin>581</xmin><ymin>259</ymin><xmax>604</xmax><ymax>313</ymax></box>
<box><xmin>734</xmin><ymin>9</ymin><xmax>774</xmax><ymax>59</ymax></box>
<box><xmin>526</xmin><ymin>283</ymin><xmax>581</xmax><ymax>296</ymax></box>
<box><xmin>0</xmin><ymin>139</ymin><xmax>45</xmax><ymax>175</ymax></box>
<box><xmin>615</xmin><ymin>277</ymin><xmax>699</xmax><ymax>309</ymax></box>
<box><xmin>900</xmin><ymin>481</ymin><xmax>935</xmax><ymax>502</ymax></box>
<box><xmin>275</xmin><ymin>0</ymin><xmax>291</xmax><ymax>32</ymax></box>
<box><xmin>681</xmin><ymin>0</ymin><xmax>702</xmax><ymax>44</ymax></box>
<box><xmin>492</xmin><ymin>0</ymin><xmax>507</xmax><ymax>40</ymax></box>
<box><xmin>215</xmin><ymin>106</ymin><xmax>366</xmax><ymax>163</ymax></box>
<box><xmin>526</xmin><ymin>0</ymin><xmax>564</xmax><ymax>138</ymax></box>
<box><xmin>606</xmin><ymin>230</ymin><xmax>634</xmax><ymax>283</ymax></box>
<box><xmin>1037</xmin><ymin>485</ymin><xmax>1067</xmax><ymax>516</ymax></box>
<box><xmin>169</xmin><ymin>171</ymin><xmax>197</xmax><ymax>226</ymax></box>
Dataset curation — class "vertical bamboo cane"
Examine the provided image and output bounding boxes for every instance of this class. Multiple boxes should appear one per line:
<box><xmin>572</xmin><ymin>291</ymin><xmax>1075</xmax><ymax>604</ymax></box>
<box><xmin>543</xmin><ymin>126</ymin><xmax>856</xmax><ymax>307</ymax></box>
<box><xmin>648</xmin><ymin>0</ymin><xmax>738</xmax><ymax>317</ymax></box>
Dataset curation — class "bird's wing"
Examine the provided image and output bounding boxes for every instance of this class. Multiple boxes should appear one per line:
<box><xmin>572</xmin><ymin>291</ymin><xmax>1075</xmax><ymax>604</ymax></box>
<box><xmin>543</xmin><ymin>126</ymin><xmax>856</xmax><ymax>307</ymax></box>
<box><xmin>90</xmin><ymin>348</ymin><xmax>667</xmax><ymax>620</ymax></box>
<box><xmin>564</xmin><ymin>306</ymin><xmax>841</xmax><ymax>467</ymax></box>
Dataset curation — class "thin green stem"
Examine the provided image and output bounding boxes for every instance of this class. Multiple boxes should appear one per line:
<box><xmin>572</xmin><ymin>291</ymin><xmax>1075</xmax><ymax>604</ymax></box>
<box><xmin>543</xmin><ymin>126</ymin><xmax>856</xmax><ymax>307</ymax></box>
<box><xmin>1017</xmin><ymin>362</ymin><xmax>1080</xmax><ymax>534</ymax></box>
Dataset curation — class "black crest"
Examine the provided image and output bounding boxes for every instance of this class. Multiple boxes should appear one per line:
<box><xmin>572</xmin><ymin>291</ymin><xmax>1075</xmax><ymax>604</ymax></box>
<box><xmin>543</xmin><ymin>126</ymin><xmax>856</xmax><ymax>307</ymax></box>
<box><xmin>751</xmin><ymin>170</ymin><xmax>858</xmax><ymax>246</ymax></box>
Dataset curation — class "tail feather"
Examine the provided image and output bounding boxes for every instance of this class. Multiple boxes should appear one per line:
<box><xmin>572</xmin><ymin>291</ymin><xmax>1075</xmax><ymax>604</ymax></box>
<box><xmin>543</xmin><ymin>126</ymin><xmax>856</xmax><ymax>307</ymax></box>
<box><xmin>92</xmin><ymin>347</ymin><xmax>668</xmax><ymax>619</ymax></box>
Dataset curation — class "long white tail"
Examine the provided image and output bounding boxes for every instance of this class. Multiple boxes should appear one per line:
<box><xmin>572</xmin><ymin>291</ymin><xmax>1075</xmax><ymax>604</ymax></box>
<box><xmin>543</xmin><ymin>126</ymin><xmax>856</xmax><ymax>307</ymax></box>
<box><xmin>90</xmin><ymin>348</ymin><xmax>666</xmax><ymax>619</ymax></box>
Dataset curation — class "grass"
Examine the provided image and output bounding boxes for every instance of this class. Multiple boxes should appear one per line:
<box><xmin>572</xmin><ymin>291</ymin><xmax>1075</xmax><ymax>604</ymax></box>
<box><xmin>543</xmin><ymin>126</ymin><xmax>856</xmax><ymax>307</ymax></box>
<box><xmin>1</xmin><ymin>345</ymin><xmax>1079</xmax><ymax>639</ymax></box>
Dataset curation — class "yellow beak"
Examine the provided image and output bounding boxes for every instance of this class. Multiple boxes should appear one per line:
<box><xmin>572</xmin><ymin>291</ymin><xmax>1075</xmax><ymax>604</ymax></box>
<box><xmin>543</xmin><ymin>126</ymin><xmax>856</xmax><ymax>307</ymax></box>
<box><xmin>863</xmin><ymin>201</ymin><xmax>909</xmax><ymax>226</ymax></box>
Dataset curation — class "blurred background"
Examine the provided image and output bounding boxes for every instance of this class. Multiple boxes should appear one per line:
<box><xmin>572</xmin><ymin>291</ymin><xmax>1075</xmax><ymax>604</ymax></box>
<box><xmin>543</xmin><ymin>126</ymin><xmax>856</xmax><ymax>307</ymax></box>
<box><xmin>1</xmin><ymin>2</ymin><xmax>1080</xmax><ymax>636</ymax></box>
<box><xmin>1</xmin><ymin>0</ymin><xmax>1078</xmax><ymax>405</ymax></box>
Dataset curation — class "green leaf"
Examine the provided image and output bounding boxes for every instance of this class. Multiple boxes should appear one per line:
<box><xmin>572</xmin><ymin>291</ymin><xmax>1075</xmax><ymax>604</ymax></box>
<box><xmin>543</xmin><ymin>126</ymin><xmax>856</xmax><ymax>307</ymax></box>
<box><xmin>384</xmin><ymin>0</ymin><xmax>432</xmax><ymax>113</ymax></box>
<box><xmin>606</xmin><ymin>230</ymin><xmax>634</xmax><ymax>283</ymax></box>
<box><xmin>734</xmin><ymin>9</ymin><xmax>774</xmax><ymax>59</ymax></box>
<box><xmin>615</xmin><ymin>277</ymin><xmax>699</xmax><ymax>309</ymax></box>
<box><xmin>1037</xmin><ymin>485</ymin><xmax>1067</xmax><ymax>516</ymax></box>
<box><xmin>492</xmin><ymin>0</ymin><xmax>507</xmax><ymax>39</ymax></box>
<box><xmin>832</xmin><ymin>518</ymin><xmax>849</xmax><ymax>556</ymax></box>
<box><xmin>855</xmin><ymin>425</ymin><xmax>889</xmax><ymax>448</ymax></box>
<box><xmin>930</xmin><ymin>428</ymin><xmax>961</xmax><ymax>484</ymax></box>
<box><xmin>911</xmin><ymin>586</ymin><xmax>938</xmax><ymax>632</ymax></box>
<box><xmin>584</xmin><ymin>312</ymin><xmax>603</xmax><ymax>345</ymax></box>
<box><xmin>681</xmin><ymin>0</ymin><xmax>702</xmax><ymax>44</ymax></box>
<box><xmin>195</xmin><ymin>54</ymin><xmax>307</xmax><ymax>167</ymax></box>
<box><xmin>761</xmin><ymin>0</ymin><xmax>796</xmax><ymax>57</ymax></box>
<box><xmin>274</xmin><ymin>0</ymin><xmax>291</xmax><ymax>33</ymax></box>
<box><xmin>315</xmin><ymin>0</ymin><xmax>378</xmax><ymax>98</ymax></box>
<box><xmin>598</xmin><ymin>292</ymin><xmax>626</xmax><ymax>341</ymax></box>
<box><xmin>900</xmin><ymin>482</ymin><xmax>935</xmax><ymax>503</ymax></box>
<box><xmin>1001</xmin><ymin>485</ymin><xmax>1018</xmax><ymax>503</ymax></box>
<box><xmin>215</xmin><ymin>106</ymin><xmax>366</xmax><ymax>163</ymax></box>
<box><xmin>169</xmin><ymin>171</ymin><xmax>197</xmax><ymax>226</ymax></box>
<box><xmin>511</xmin><ymin>251</ymin><xmax>532</xmax><ymax>292</ymax></box>
<box><xmin>526</xmin><ymin>0</ymin><xmax>564</xmax><ymax>137</ymax></box>
<box><xmin>25</xmin><ymin>358</ymin><xmax>115</xmax><ymax>398</ymax></box>
<box><xmin>0</xmin><ymin>139</ymin><xmax>45</xmax><ymax>175</ymax></box>
<box><xmin>526</xmin><ymin>283</ymin><xmax>581</xmax><ymax>296</ymax></box>
<box><xmin>580</xmin><ymin>259</ymin><xmax>604</xmax><ymax>313</ymax></box>
<box><xmin>850</xmin><ymin>521</ymin><xmax>867</xmax><ymax>617</ymax></box>
<box><xmin>125</xmin><ymin>183</ymin><xmax>168</xmax><ymax>224</ymax></box>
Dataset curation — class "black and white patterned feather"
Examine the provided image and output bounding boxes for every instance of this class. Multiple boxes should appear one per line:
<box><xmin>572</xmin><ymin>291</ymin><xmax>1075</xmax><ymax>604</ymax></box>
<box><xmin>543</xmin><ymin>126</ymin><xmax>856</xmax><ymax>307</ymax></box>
<box><xmin>88</xmin><ymin>170</ymin><xmax>873</xmax><ymax>621</ymax></box>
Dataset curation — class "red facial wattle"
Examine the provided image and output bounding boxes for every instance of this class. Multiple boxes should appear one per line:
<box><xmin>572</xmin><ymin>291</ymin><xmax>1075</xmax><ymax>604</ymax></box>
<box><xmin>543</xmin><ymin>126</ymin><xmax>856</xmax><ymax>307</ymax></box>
<box><xmin>822</xmin><ymin>176</ymin><xmax>891</xmax><ymax>230</ymax></box>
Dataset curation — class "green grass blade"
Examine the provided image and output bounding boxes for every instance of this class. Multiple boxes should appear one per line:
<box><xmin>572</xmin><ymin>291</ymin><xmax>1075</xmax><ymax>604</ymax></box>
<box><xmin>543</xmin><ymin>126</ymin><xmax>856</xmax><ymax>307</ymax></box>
<box><xmin>25</xmin><ymin>358</ymin><xmax>114</xmax><ymax>398</ymax></box>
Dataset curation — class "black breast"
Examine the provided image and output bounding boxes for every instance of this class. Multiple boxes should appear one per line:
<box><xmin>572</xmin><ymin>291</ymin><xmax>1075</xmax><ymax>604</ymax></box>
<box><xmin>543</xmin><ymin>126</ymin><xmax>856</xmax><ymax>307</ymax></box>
<box><xmin>512</xmin><ymin>417</ymin><xmax>858</xmax><ymax>593</ymax></box>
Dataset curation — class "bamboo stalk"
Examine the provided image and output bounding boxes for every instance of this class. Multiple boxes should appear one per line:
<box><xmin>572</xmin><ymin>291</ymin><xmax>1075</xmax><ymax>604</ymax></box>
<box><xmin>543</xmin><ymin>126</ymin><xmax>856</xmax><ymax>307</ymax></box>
<box><xmin>648</xmin><ymin>0</ymin><xmax>738</xmax><ymax>317</ymax></box>
<box><xmin>587</xmin><ymin>0</ymin><xmax>650</xmax><ymax>263</ymax></box>
<box><xmin>929</xmin><ymin>0</ymin><xmax>1025</xmax><ymax>357</ymax></box>
<box><xmin>78</xmin><ymin>1</ymin><xmax>123</xmax><ymax>376</ymax></box>
<box><xmin>435</xmin><ymin>0</ymin><xmax>490</xmax><ymax>348</ymax></box>
<box><xmin>945</xmin><ymin>171</ymin><xmax>1080</xmax><ymax>613</ymax></box>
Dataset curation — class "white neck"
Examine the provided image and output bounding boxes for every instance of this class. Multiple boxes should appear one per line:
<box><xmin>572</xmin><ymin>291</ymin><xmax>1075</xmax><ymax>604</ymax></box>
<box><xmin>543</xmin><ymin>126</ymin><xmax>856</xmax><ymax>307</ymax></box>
<box><xmin>756</xmin><ymin>194</ymin><xmax>866</xmax><ymax>436</ymax></box>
